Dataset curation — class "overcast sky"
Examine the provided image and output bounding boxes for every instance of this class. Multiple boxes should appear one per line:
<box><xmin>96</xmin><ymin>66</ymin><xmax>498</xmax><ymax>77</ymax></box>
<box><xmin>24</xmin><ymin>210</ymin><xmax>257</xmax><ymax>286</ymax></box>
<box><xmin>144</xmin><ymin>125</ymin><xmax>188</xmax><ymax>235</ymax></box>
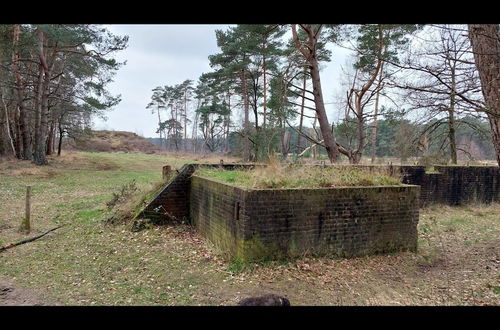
<box><xmin>92</xmin><ymin>24</ymin><xmax>351</xmax><ymax>138</ymax></box>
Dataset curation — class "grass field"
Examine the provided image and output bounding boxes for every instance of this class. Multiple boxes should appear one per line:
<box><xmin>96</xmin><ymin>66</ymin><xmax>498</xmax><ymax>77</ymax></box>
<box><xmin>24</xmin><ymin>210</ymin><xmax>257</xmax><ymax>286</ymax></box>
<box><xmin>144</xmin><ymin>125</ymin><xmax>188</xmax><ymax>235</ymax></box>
<box><xmin>0</xmin><ymin>151</ymin><xmax>499</xmax><ymax>305</ymax></box>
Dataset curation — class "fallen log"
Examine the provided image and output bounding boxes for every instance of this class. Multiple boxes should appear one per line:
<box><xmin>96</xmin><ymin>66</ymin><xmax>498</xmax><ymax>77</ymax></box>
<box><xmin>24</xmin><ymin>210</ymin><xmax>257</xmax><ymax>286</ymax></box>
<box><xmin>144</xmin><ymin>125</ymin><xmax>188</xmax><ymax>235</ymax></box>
<box><xmin>0</xmin><ymin>224</ymin><xmax>65</xmax><ymax>252</ymax></box>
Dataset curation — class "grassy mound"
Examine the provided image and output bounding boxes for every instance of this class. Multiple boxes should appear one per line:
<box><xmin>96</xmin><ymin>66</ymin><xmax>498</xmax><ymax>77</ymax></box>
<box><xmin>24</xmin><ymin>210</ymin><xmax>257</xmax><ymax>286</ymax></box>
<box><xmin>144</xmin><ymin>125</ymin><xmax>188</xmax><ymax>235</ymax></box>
<box><xmin>66</xmin><ymin>130</ymin><xmax>162</xmax><ymax>154</ymax></box>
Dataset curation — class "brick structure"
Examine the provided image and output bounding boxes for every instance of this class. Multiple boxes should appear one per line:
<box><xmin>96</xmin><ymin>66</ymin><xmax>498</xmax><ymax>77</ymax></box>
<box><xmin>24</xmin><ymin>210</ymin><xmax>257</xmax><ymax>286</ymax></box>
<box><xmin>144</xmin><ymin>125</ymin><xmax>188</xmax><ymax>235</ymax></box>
<box><xmin>139</xmin><ymin>164</ymin><xmax>499</xmax><ymax>222</ymax></box>
<box><xmin>140</xmin><ymin>163</ymin><xmax>257</xmax><ymax>222</ymax></box>
<box><xmin>140</xmin><ymin>164</ymin><xmax>197</xmax><ymax>222</ymax></box>
<box><xmin>189</xmin><ymin>176</ymin><xmax>420</xmax><ymax>261</ymax></box>
<box><xmin>137</xmin><ymin>163</ymin><xmax>499</xmax><ymax>261</ymax></box>
<box><xmin>398</xmin><ymin>166</ymin><xmax>500</xmax><ymax>206</ymax></box>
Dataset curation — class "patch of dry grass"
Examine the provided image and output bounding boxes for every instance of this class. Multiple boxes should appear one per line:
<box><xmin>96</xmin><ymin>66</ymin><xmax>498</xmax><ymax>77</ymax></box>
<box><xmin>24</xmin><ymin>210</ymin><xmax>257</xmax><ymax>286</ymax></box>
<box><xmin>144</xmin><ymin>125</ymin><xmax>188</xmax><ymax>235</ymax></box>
<box><xmin>196</xmin><ymin>161</ymin><xmax>401</xmax><ymax>189</ymax></box>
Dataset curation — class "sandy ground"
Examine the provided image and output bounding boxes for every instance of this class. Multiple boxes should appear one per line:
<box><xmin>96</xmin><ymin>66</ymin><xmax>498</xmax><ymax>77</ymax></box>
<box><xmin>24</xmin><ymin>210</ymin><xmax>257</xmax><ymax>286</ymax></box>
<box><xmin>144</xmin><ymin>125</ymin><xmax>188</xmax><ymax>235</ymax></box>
<box><xmin>0</xmin><ymin>277</ymin><xmax>57</xmax><ymax>306</ymax></box>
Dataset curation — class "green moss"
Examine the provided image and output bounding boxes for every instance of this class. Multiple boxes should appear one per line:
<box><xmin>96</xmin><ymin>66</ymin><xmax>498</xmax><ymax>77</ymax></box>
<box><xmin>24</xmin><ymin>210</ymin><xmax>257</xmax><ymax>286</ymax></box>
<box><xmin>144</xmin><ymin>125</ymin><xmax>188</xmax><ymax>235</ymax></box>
<box><xmin>492</xmin><ymin>286</ymin><xmax>500</xmax><ymax>295</ymax></box>
<box><xmin>237</xmin><ymin>235</ymin><xmax>286</xmax><ymax>262</ymax></box>
<box><xmin>201</xmin><ymin>218</ymin><xmax>284</xmax><ymax>263</ymax></box>
<box><xmin>425</xmin><ymin>166</ymin><xmax>441</xmax><ymax>174</ymax></box>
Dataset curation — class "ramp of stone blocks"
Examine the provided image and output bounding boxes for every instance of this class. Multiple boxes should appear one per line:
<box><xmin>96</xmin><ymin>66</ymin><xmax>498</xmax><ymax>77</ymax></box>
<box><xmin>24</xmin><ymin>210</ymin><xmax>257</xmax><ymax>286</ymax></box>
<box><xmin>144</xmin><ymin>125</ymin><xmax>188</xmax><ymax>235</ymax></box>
<box><xmin>137</xmin><ymin>163</ymin><xmax>256</xmax><ymax>223</ymax></box>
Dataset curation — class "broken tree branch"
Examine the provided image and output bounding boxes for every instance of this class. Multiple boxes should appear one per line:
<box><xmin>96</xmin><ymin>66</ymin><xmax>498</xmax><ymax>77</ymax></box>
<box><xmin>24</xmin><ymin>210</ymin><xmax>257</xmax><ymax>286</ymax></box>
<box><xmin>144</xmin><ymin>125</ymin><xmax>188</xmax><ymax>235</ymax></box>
<box><xmin>0</xmin><ymin>224</ymin><xmax>65</xmax><ymax>252</ymax></box>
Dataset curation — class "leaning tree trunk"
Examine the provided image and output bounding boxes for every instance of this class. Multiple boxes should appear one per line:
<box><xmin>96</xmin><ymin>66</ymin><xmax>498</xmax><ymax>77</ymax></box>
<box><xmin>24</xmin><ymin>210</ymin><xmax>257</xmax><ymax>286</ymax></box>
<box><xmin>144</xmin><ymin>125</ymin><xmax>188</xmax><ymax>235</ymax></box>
<box><xmin>308</xmin><ymin>45</ymin><xmax>340</xmax><ymax>163</ymax></box>
<box><xmin>468</xmin><ymin>24</ymin><xmax>500</xmax><ymax>166</ymax></box>
<box><xmin>311</xmin><ymin>62</ymin><xmax>339</xmax><ymax>163</ymax></box>
<box><xmin>291</xmin><ymin>24</ymin><xmax>340</xmax><ymax>163</ymax></box>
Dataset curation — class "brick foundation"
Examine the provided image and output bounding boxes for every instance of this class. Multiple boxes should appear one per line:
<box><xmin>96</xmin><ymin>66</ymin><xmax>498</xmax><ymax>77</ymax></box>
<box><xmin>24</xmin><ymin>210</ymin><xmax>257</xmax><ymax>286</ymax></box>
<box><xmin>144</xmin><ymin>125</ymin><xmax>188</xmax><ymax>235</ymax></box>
<box><xmin>140</xmin><ymin>164</ymin><xmax>499</xmax><ymax>222</ymax></box>
<box><xmin>189</xmin><ymin>176</ymin><xmax>420</xmax><ymax>261</ymax></box>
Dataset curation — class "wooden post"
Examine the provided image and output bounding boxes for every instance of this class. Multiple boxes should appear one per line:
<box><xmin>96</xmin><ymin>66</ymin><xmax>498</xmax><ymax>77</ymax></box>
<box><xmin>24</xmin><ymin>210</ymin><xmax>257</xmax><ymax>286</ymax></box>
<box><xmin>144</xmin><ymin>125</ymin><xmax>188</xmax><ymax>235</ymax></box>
<box><xmin>162</xmin><ymin>165</ymin><xmax>171</xmax><ymax>180</ymax></box>
<box><xmin>22</xmin><ymin>186</ymin><xmax>31</xmax><ymax>234</ymax></box>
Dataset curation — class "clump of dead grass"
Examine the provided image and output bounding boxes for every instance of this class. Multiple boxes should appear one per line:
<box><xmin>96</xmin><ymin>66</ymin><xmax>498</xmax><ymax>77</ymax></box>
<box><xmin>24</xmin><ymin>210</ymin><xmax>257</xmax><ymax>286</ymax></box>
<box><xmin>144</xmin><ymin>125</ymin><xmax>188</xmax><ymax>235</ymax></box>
<box><xmin>196</xmin><ymin>157</ymin><xmax>401</xmax><ymax>189</ymax></box>
<box><xmin>103</xmin><ymin>179</ymin><xmax>166</xmax><ymax>230</ymax></box>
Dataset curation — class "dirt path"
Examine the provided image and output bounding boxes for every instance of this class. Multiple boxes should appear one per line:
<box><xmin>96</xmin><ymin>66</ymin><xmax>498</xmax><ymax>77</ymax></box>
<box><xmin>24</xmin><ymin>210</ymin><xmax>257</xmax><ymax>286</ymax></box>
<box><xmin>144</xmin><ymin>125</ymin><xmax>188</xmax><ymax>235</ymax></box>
<box><xmin>0</xmin><ymin>278</ymin><xmax>56</xmax><ymax>306</ymax></box>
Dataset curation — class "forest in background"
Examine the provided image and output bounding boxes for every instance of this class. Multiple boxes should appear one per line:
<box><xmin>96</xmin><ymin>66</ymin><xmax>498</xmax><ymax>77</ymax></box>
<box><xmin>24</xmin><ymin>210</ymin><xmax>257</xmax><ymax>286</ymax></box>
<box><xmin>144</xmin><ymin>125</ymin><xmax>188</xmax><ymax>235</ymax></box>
<box><xmin>146</xmin><ymin>114</ymin><xmax>495</xmax><ymax>163</ymax></box>
<box><xmin>144</xmin><ymin>24</ymin><xmax>499</xmax><ymax>165</ymax></box>
<box><xmin>0</xmin><ymin>25</ymin><xmax>127</xmax><ymax>164</ymax></box>
<box><xmin>1</xmin><ymin>24</ymin><xmax>499</xmax><ymax>165</ymax></box>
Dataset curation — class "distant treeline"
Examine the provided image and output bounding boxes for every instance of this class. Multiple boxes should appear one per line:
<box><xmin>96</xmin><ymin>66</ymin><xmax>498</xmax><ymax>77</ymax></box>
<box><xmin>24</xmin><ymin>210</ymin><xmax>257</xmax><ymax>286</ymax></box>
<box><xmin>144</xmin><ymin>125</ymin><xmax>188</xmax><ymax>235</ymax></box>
<box><xmin>148</xmin><ymin>114</ymin><xmax>495</xmax><ymax>162</ymax></box>
<box><xmin>146</xmin><ymin>24</ymin><xmax>500</xmax><ymax>166</ymax></box>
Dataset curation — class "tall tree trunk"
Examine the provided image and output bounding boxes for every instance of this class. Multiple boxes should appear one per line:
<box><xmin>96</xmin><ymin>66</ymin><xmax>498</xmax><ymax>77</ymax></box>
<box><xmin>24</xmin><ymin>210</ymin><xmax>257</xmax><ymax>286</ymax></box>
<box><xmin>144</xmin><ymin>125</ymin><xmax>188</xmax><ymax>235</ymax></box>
<box><xmin>192</xmin><ymin>100</ymin><xmax>199</xmax><ymax>153</ymax></box>
<box><xmin>33</xmin><ymin>64</ymin><xmax>44</xmax><ymax>160</ymax></box>
<box><xmin>262</xmin><ymin>57</ymin><xmax>267</xmax><ymax>131</ymax></box>
<box><xmin>57</xmin><ymin>120</ymin><xmax>63</xmax><ymax>156</ymax></box>
<box><xmin>350</xmin><ymin>25</ymin><xmax>384</xmax><ymax>165</ymax></box>
<box><xmin>241</xmin><ymin>68</ymin><xmax>251</xmax><ymax>161</ymax></box>
<box><xmin>225</xmin><ymin>92</ymin><xmax>231</xmax><ymax>152</ymax></box>
<box><xmin>309</xmin><ymin>57</ymin><xmax>339</xmax><ymax>163</ymax></box>
<box><xmin>34</xmin><ymin>73</ymin><xmax>50</xmax><ymax>165</ymax></box>
<box><xmin>1</xmin><ymin>91</ymin><xmax>16</xmax><ymax>156</ymax></box>
<box><xmin>370</xmin><ymin>61</ymin><xmax>384</xmax><ymax>164</ymax></box>
<box><xmin>12</xmin><ymin>24</ymin><xmax>32</xmax><ymax>160</ymax></box>
<box><xmin>46</xmin><ymin>116</ymin><xmax>55</xmax><ymax>156</ymax></box>
<box><xmin>296</xmin><ymin>71</ymin><xmax>307</xmax><ymax>154</ymax></box>
<box><xmin>33</xmin><ymin>29</ymin><xmax>51</xmax><ymax>165</ymax></box>
<box><xmin>156</xmin><ymin>106</ymin><xmax>163</xmax><ymax>148</ymax></box>
<box><xmin>448</xmin><ymin>65</ymin><xmax>458</xmax><ymax>164</ymax></box>
<box><xmin>183</xmin><ymin>90</ymin><xmax>188</xmax><ymax>151</ymax></box>
<box><xmin>468</xmin><ymin>24</ymin><xmax>500</xmax><ymax>166</ymax></box>
<box><xmin>291</xmin><ymin>24</ymin><xmax>339</xmax><ymax>163</ymax></box>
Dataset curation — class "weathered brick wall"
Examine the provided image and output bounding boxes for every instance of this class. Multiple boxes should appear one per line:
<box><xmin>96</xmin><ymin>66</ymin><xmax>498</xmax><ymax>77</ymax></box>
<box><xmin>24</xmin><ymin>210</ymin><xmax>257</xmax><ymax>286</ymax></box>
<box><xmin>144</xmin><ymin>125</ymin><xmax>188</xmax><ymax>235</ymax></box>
<box><xmin>321</xmin><ymin>165</ymin><xmax>500</xmax><ymax>206</ymax></box>
<box><xmin>141</xmin><ymin>163</ymin><xmax>499</xmax><ymax>223</ymax></box>
<box><xmin>398</xmin><ymin>166</ymin><xmax>500</xmax><ymax>206</ymax></box>
<box><xmin>190</xmin><ymin>176</ymin><xmax>420</xmax><ymax>261</ymax></box>
<box><xmin>140</xmin><ymin>163</ymin><xmax>257</xmax><ymax>222</ymax></box>
<box><xmin>140</xmin><ymin>164</ymin><xmax>197</xmax><ymax>222</ymax></box>
<box><xmin>189</xmin><ymin>177</ymin><xmax>248</xmax><ymax>255</ymax></box>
